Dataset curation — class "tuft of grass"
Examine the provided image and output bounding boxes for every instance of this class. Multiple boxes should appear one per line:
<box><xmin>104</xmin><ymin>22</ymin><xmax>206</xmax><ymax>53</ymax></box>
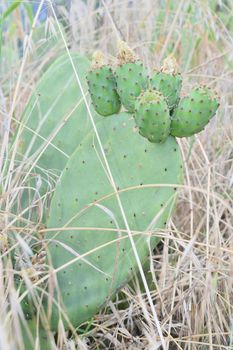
<box><xmin>0</xmin><ymin>0</ymin><xmax>232</xmax><ymax>349</ymax></box>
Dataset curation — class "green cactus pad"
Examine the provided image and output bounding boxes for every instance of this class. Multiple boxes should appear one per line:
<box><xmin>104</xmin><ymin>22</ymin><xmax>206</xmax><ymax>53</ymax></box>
<box><xmin>134</xmin><ymin>89</ymin><xmax>171</xmax><ymax>143</ymax></box>
<box><xmin>12</xmin><ymin>53</ymin><xmax>103</xmax><ymax>321</ymax></box>
<box><xmin>12</xmin><ymin>53</ymin><xmax>101</xmax><ymax>223</ymax></box>
<box><xmin>87</xmin><ymin>65</ymin><xmax>121</xmax><ymax>116</ymax></box>
<box><xmin>20</xmin><ymin>319</ymin><xmax>53</xmax><ymax>350</ymax></box>
<box><xmin>45</xmin><ymin>112</ymin><xmax>183</xmax><ymax>329</ymax></box>
<box><xmin>150</xmin><ymin>71</ymin><xmax>182</xmax><ymax>111</ymax></box>
<box><xmin>17</xmin><ymin>53</ymin><xmax>99</xmax><ymax>172</ymax></box>
<box><xmin>170</xmin><ymin>85</ymin><xmax>219</xmax><ymax>137</ymax></box>
<box><xmin>115</xmin><ymin>61</ymin><xmax>148</xmax><ymax>112</ymax></box>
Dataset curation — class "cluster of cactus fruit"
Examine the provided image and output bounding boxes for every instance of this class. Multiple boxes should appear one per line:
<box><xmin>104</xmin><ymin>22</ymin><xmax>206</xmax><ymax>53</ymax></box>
<box><xmin>87</xmin><ymin>41</ymin><xmax>219</xmax><ymax>142</ymax></box>
<box><xmin>12</xmin><ymin>42</ymin><xmax>220</xmax><ymax>348</ymax></box>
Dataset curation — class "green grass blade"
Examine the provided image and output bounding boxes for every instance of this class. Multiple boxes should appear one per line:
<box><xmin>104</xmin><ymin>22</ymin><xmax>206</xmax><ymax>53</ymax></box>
<box><xmin>1</xmin><ymin>0</ymin><xmax>23</xmax><ymax>22</ymax></box>
<box><xmin>0</xmin><ymin>0</ymin><xmax>23</xmax><ymax>55</ymax></box>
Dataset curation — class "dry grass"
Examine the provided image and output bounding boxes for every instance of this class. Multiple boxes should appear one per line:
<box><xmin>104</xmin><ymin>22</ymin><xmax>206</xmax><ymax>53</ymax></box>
<box><xmin>0</xmin><ymin>0</ymin><xmax>233</xmax><ymax>349</ymax></box>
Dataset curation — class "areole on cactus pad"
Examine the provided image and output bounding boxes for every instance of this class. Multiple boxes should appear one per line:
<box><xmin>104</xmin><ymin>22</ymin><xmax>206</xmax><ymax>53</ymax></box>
<box><xmin>45</xmin><ymin>112</ymin><xmax>183</xmax><ymax>329</ymax></box>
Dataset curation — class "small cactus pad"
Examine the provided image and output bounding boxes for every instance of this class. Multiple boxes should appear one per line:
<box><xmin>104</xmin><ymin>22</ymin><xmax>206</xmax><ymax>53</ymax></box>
<box><xmin>134</xmin><ymin>89</ymin><xmax>171</xmax><ymax>143</ymax></box>
<box><xmin>87</xmin><ymin>51</ymin><xmax>121</xmax><ymax>116</ymax></box>
<box><xmin>46</xmin><ymin>112</ymin><xmax>183</xmax><ymax>329</ymax></box>
<box><xmin>150</xmin><ymin>54</ymin><xmax>182</xmax><ymax>110</ymax></box>
<box><xmin>115</xmin><ymin>41</ymin><xmax>148</xmax><ymax>112</ymax></box>
<box><xmin>170</xmin><ymin>85</ymin><xmax>219</xmax><ymax>137</ymax></box>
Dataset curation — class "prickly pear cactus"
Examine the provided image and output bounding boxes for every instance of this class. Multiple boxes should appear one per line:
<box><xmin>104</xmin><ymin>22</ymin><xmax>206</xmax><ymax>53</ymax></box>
<box><xmin>12</xmin><ymin>53</ymin><xmax>103</xmax><ymax>328</ymax></box>
<box><xmin>134</xmin><ymin>89</ymin><xmax>171</xmax><ymax>143</ymax></box>
<box><xmin>170</xmin><ymin>85</ymin><xmax>219</xmax><ymax>137</ymax></box>
<box><xmin>12</xmin><ymin>42</ymin><xmax>220</xmax><ymax>339</ymax></box>
<box><xmin>45</xmin><ymin>112</ymin><xmax>183</xmax><ymax>329</ymax></box>
<box><xmin>14</xmin><ymin>53</ymin><xmax>101</xmax><ymax>221</ymax></box>
<box><xmin>86</xmin><ymin>51</ymin><xmax>121</xmax><ymax>116</ymax></box>
<box><xmin>115</xmin><ymin>42</ymin><xmax>148</xmax><ymax>112</ymax></box>
<box><xmin>150</xmin><ymin>55</ymin><xmax>182</xmax><ymax>111</ymax></box>
<box><xmin>17</xmin><ymin>53</ymin><xmax>99</xmax><ymax>173</ymax></box>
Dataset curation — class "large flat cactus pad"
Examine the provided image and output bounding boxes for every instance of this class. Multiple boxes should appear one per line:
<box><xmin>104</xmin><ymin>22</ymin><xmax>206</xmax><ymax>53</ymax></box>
<box><xmin>46</xmin><ymin>112</ymin><xmax>183</xmax><ymax>329</ymax></box>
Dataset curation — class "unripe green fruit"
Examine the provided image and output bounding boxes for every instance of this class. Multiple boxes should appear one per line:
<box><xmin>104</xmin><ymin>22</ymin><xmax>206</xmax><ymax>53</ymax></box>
<box><xmin>115</xmin><ymin>61</ymin><xmax>148</xmax><ymax>112</ymax></box>
<box><xmin>114</xmin><ymin>41</ymin><xmax>148</xmax><ymax>113</ymax></box>
<box><xmin>87</xmin><ymin>65</ymin><xmax>121</xmax><ymax>116</ymax></box>
<box><xmin>134</xmin><ymin>89</ymin><xmax>171</xmax><ymax>143</ymax></box>
<box><xmin>150</xmin><ymin>71</ymin><xmax>182</xmax><ymax>111</ymax></box>
<box><xmin>170</xmin><ymin>85</ymin><xmax>219</xmax><ymax>137</ymax></box>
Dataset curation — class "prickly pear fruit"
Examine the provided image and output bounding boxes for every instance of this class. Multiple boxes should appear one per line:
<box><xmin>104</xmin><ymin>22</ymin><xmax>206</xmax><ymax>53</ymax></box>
<box><xmin>170</xmin><ymin>85</ymin><xmax>219</xmax><ymax>137</ymax></box>
<box><xmin>86</xmin><ymin>51</ymin><xmax>121</xmax><ymax>116</ymax></box>
<box><xmin>134</xmin><ymin>89</ymin><xmax>171</xmax><ymax>143</ymax></box>
<box><xmin>115</xmin><ymin>41</ymin><xmax>148</xmax><ymax>112</ymax></box>
<box><xmin>150</xmin><ymin>54</ymin><xmax>182</xmax><ymax>111</ymax></box>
